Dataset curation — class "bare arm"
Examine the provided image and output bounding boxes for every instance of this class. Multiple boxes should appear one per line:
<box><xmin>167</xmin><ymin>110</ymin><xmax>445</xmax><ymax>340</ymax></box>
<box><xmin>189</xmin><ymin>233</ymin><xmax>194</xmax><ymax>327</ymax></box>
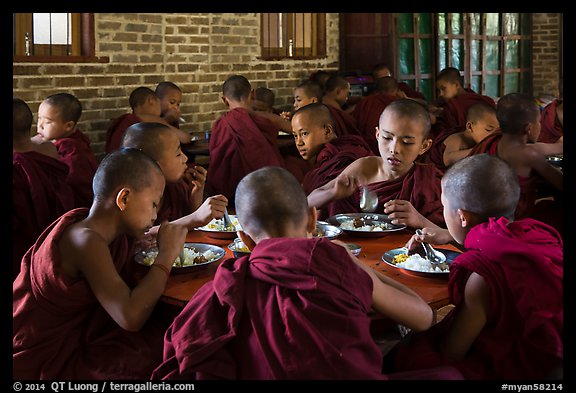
<box><xmin>440</xmin><ymin>272</ymin><xmax>489</xmax><ymax>360</ymax></box>
<box><xmin>252</xmin><ymin>110</ymin><xmax>293</xmax><ymax>132</ymax></box>
<box><xmin>307</xmin><ymin>174</ymin><xmax>359</xmax><ymax>209</ymax></box>
<box><xmin>181</xmin><ymin>165</ymin><xmax>207</xmax><ymax>211</ymax></box>
<box><xmin>66</xmin><ymin>221</ymin><xmax>188</xmax><ymax>331</ymax></box>
<box><xmin>532</xmin><ymin>140</ymin><xmax>563</xmax><ymax>156</ymax></box>
<box><xmin>527</xmin><ymin>147</ymin><xmax>563</xmax><ymax>190</ymax></box>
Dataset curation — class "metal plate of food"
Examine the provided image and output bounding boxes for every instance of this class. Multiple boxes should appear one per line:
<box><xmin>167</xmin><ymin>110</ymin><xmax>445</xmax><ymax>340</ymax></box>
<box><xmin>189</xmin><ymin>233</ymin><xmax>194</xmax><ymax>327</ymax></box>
<box><xmin>546</xmin><ymin>154</ymin><xmax>563</xmax><ymax>168</ymax></box>
<box><xmin>197</xmin><ymin>215</ymin><xmax>242</xmax><ymax>239</ymax></box>
<box><xmin>134</xmin><ymin>243</ymin><xmax>226</xmax><ymax>274</ymax></box>
<box><xmin>381</xmin><ymin>245</ymin><xmax>461</xmax><ymax>279</ymax></box>
<box><xmin>327</xmin><ymin>213</ymin><xmax>406</xmax><ymax>237</ymax></box>
<box><xmin>312</xmin><ymin>221</ymin><xmax>343</xmax><ymax>240</ymax></box>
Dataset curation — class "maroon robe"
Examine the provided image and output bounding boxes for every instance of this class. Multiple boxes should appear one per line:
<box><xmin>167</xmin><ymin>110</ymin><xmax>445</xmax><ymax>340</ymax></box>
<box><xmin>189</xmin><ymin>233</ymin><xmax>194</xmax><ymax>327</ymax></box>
<box><xmin>327</xmin><ymin>105</ymin><xmax>362</xmax><ymax>138</ymax></box>
<box><xmin>432</xmin><ymin>92</ymin><xmax>495</xmax><ymax>140</ymax></box>
<box><xmin>538</xmin><ymin>99</ymin><xmax>563</xmax><ymax>143</ymax></box>
<box><xmin>302</xmin><ymin>135</ymin><xmax>374</xmax><ymax>195</ymax></box>
<box><xmin>105</xmin><ymin>113</ymin><xmax>142</xmax><ymax>153</ymax></box>
<box><xmin>422</xmin><ymin>125</ymin><xmax>465</xmax><ymax>173</ymax></box>
<box><xmin>152</xmin><ymin>237</ymin><xmax>386</xmax><ymax>380</ymax></box>
<box><xmin>352</xmin><ymin>93</ymin><xmax>398</xmax><ymax>154</ymax></box>
<box><xmin>468</xmin><ymin>132</ymin><xmax>537</xmax><ymax>219</ymax></box>
<box><xmin>155</xmin><ymin>181</ymin><xmax>195</xmax><ymax>224</ymax></box>
<box><xmin>53</xmin><ymin>129</ymin><xmax>99</xmax><ymax>209</ymax></box>
<box><xmin>398</xmin><ymin>82</ymin><xmax>426</xmax><ymax>101</ymax></box>
<box><xmin>207</xmin><ymin>108</ymin><xmax>291</xmax><ymax>203</ymax></box>
<box><xmin>393</xmin><ymin>217</ymin><xmax>563</xmax><ymax>379</ymax></box>
<box><xmin>323</xmin><ymin>163</ymin><xmax>445</xmax><ymax>226</ymax></box>
<box><xmin>13</xmin><ymin>208</ymin><xmax>166</xmax><ymax>379</ymax></box>
<box><xmin>13</xmin><ymin>151</ymin><xmax>76</xmax><ymax>277</ymax></box>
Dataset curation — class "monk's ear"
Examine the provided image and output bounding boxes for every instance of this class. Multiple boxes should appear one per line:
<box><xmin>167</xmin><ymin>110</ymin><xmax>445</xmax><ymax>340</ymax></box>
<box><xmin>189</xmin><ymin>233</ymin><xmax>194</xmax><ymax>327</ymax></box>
<box><xmin>115</xmin><ymin>188</ymin><xmax>130</xmax><ymax>212</ymax></box>
<box><xmin>458</xmin><ymin>208</ymin><xmax>479</xmax><ymax>228</ymax></box>
<box><xmin>324</xmin><ymin>124</ymin><xmax>335</xmax><ymax>138</ymax></box>
<box><xmin>310</xmin><ymin>97</ymin><xmax>318</xmax><ymax>104</ymax></box>
<box><xmin>221</xmin><ymin>95</ymin><xmax>230</xmax><ymax>108</ymax></box>
<box><xmin>419</xmin><ymin>137</ymin><xmax>433</xmax><ymax>155</ymax></box>
<box><xmin>465</xmin><ymin>121</ymin><xmax>474</xmax><ymax>133</ymax></box>
<box><xmin>306</xmin><ymin>206</ymin><xmax>317</xmax><ymax>235</ymax></box>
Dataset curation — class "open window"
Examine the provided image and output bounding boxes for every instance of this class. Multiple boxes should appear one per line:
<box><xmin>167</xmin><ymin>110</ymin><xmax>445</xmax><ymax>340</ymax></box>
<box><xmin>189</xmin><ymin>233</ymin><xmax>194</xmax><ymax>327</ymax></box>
<box><xmin>261</xmin><ymin>13</ymin><xmax>326</xmax><ymax>60</ymax></box>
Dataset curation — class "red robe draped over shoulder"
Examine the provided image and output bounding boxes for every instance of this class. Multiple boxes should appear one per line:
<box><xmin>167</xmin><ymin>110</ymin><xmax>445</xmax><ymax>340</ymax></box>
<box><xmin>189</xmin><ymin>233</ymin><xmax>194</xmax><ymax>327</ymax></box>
<box><xmin>538</xmin><ymin>99</ymin><xmax>563</xmax><ymax>143</ymax></box>
<box><xmin>352</xmin><ymin>93</ymin><xmax>398</xmax><ymax>154</ymax></box>
<box><xmin>468</xmin><ymin>132</ymin><xmax>537</xmax><ymax>219</ymax></box>
<box><xmin>53</xmin><ymin>129</ymin><xmax>99</xmax><ymax>209</ymax></box>
<box><xmin>207</xmin><ymin>108</ymin><xmax>291</xmax><ymax>203</ymax></box>
<box><xmin>152</xmin><ymin>237</ymin><xmax>385</xmax><ymax>380</ymax></box>
<box><xmin>327</xmin><ymin>105</ymin><xmax>362</xmax><ymax>138</ymax></box>
<box><xmin>302</xmin><ymin>135</ymin><xmax>374</xmax><ymax>195</ymax></box>
<box><xmin>323</xmin><ymin>162</ymin><xmax>445</xmax><ymax>226</ymax></box>
<box><xmin>155</xmin><ymin>181</ymin><xmax>195</xmax><ymax>224</ymax></box>
<box><xmin>105</xmin><ymin>113</ymin><xmax>142</xmax><ymax>153</ymax></box>
<box><xmin>13</xmin><ymin>208</ymin><xmax>166</xmax><ymax>380</ymax></box>
<box><xmin>13</xmin><ymin>151</ymin><xmax>76</xmax><ymax>277</ymax></box>
<box><xmin>398</xmin><ymin>82</ymin><xmax>426</xmax><ymax>101</ymax></box>
<box><xmin>393</xmin><ymin>217</ymin><xmax>563</xmax><ymax>380</ymax></box>
<box><xmin>433</xmin><ymin>92</ymin><xmax>495</xmax><ymax>140</ymax></box>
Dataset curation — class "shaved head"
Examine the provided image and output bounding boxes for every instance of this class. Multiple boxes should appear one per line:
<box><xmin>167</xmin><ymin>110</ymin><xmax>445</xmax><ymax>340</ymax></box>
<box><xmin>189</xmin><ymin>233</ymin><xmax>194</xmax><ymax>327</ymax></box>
<box><xmin>380</xmin><ymin>99</ymin><xmax>431</xmax><ymax>137</ymax></box>
<box><xmin>223</xmin><ymin>75</ymin><xmax>252</xmax><ymax>101</ymax></box>
<box><xmin>442</xmin><ymin>154</ymin><xmax>519</xmax><ymax>220</ymax></box>
<box><xmin>496</xmin><ymin>93</ymin><xmax>539</xmax><ymax>135</ymax></box>
<box><xmin>235</xmin><ymin>167</ymin><xmax>308</xmax><ymax>238</ymax></box>
<box><xmin>120</xmin><ymin>122</ymin><xmax>175</xmax><ymax>161</ymax></box>
<box><xmin>292</xmin><ymin>102</ymin><xmax>333</xmax><ymax>127</ymax></box>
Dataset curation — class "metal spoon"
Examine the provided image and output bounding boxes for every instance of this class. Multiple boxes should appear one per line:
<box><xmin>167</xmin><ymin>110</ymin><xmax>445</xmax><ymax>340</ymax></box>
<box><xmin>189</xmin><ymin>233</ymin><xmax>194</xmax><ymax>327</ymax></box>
<box><xmin>178</xmin><ymin>248</ymin><xmax>186</xmax><ymax>267</ymax></box>
<box><xmin>415</xmin><ymin>229</ymin><xmax>446</xmax><ymax>265</ymax></box>
<box><xmin>360</xmin><ymin>186</ymin><xmax>378</xmax><ymax>213</ymax></box>
<box><xmin>222</xmin><ymin>208</ymin><xmax>233</xmax><ymax>230</ymax></box>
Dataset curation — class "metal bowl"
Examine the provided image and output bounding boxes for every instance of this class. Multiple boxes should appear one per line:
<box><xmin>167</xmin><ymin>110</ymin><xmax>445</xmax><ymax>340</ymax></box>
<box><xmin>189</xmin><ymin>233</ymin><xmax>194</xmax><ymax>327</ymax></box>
<box><xmin>327</xmin><ymin>213</ymin><xmax>406</xmax><ymax>238</ymax></box>
<box><xmin>134</xmin><ymin>242</ymin><xmax>226</xmax><ymax>274</ymax></box>
<box><xmin>381</xmin><ymin>245</ymin><xmax>461</xmax><ymax>279</ymax></box>
<box><xmin>227</xmin><ymin>238</ymin><xmax>252</xmax><ymax>258</ymax></box>
<box><xmin>313</xmin><ymin>221</ymin><xmax>343</xmax><ymax>240</ymax></box>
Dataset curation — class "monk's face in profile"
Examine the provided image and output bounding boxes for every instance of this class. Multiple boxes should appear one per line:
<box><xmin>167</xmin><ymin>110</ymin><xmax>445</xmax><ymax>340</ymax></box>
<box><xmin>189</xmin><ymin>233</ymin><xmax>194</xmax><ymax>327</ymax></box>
<box><xmin>526</xmin><ymin>110</ymin><xmax>542</xmax><ymax>143</ymax></box>
<box><xmin>467</xmin><ymin>112</ymin><xmax>499</xmax><ymax>144</ymax></box>
<box><xmin>376</xmin><ymin>111</ymin><xmax>432</xmax><ymax>173</ymax></box>
<box><xmin>159</xmin><ymin>89</ymin><xmax>182</xmax><ymax>124</ymax></box>
<box><xmin>436</xmin><ymin>80</ymin><xmax>460</xmax><ymax>101</ymax></box>
<box><xmin>37</xmin><ymin>101</ymin><xmax>76</xmax><ymax>141</ymax></box>
<box><xmin>122</xmin><ymin>170</ymin><xmax>165</xmax><ymax>238</ymax></box>
<box><xmin>155</xmin><ymin>130</ymin><xmax>188</xmax><ymax>183</ymax></box>
<box><xmin>291</xmin><ymin>112</ymin><xmax>335</xmax><ymax>162</ymax></box>
<box><xmin>293</xmin><ymin>87</ymin><xmax>318</xmax><ymax>111</ymax></box>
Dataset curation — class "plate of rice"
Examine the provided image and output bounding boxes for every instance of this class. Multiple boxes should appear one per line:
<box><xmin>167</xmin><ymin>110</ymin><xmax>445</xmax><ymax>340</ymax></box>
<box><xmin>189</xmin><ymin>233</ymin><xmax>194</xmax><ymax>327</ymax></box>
<box><xmin>381</xmin><ymin>245</ymin><xmax>461</xmax><ymax>278</ymax></box>
<box><xmin>197</xmin><ymin>215</ymin><xmax>242</xmax><ymax>239</ymax></box>
<box><xmin>134</xmin><ymin>243</ymin><xmax>226</xmax><ymax>274</ymax></box>
<box><xmin>327</xmin><ymin>213</ymin><xmax>406</xmax><ymax>238</ymax></box>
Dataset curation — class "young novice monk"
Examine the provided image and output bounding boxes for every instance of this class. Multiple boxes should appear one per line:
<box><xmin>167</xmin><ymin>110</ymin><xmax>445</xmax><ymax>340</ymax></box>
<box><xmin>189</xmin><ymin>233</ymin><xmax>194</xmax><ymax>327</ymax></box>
<box><xmin>13</xmin><ymin>98</ymin><xmax>75</xmax><ymax>278</ymax></box>
<box><xmin>292</xmin><ymin>103</ymin><xmax>374</xmax><ymax>198</ymax></box>
<box><xmin>13</xmin><ymin>148</ymin><xmax>189</xmax><ymax>379</ymax></box>
<box><xmin>151</xmin><ymin>166</ymin><xmax>436</xmax><ymax>380</ymax></box>
<box><xmin>308</xmin><ymin>99</ymin><xmax>445</xmax><ymax>228</ymax></box>
<box><xmin>322</xmin><ymin>75</ymin><xmax>362</xmax><ymax>135</ymax></box>
<box><xmin>120</xmin><ymin>122</ymin><xmax>227</xmax><ymax>230</ymax></box>
<box><xmin>36</xmin><ymin>92</ymin><xmax>99</xmax><ymax>209</ymax></box>
<box><xmin>155</xmin><ymin>81</ymin><xmax>184</xmax><ymax>128</ymax></box>
<box><xmin>426</xmin><ymin>102</ymin><xmax>499</xmax><ymax>171</ymax></box>
<box><xmin>389</xmin><ymin>154</ymin><xmax>563</xmax><ymax>380</ymax></box>
<box><xmin>206</xmin><ymin>74</ymin><xmax>309</xmax><ymax>204</ymax></box>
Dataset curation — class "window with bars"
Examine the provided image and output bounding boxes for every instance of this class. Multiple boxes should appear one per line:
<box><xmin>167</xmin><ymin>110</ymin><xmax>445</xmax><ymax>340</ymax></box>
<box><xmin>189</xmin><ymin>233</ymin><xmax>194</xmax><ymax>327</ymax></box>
<box><xmin>13</xmin><ymin>13</ymin><xmax>105</xmax><ymax>63</ymax></box>
<box><xmin>260</xmin><ymin>13</ymin><xmax>326</xmax><ymax>60</ymax></box>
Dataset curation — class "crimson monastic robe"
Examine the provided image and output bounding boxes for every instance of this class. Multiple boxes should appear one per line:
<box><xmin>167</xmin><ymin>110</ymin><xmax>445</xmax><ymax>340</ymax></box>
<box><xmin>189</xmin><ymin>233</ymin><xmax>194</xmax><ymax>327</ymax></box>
<box><xmin>13</xmin><ymin>208</ymin><xmax>166</xmax><ymax>379</ymax></box>
<box><xmin>105</xmin><ymin>113</ymin><xmax>142</xmax><ymax>153</ymax></box>
<box><xmin>323</xmin><ymin>162</ymin><xmax>445</xmax><ymax>226</ymax></box>
<box><xmin>352</xmin><ymin>93</ymin><xmax>398</xmax><ymax>154</ymax></box>
<box><xmin>393</xmin><ymin>217</ymin><xmax>563</xmax><ymax>380</ymax></box>
<box><xmin>468</xmin><ymin>132</ymin><xmax>537</xmax><ymax>220</ymax></box>
<box><xmin>152</xmin><ymin>237</ymin><xmax>386</xmax><ymax>380</ymax></box>
<box><xmin>13</xmin><ymin>151</ymin><xmax>76</xmax><ymax>277</ymax></box>
<box><xmin>538</xmin><ymin>99</ymin><xmax>563</xmax><ymax>143</ymax></box>
<box><xmin>155</xmin><ymin>181</ymin><xmax>196</xmax><ymax>224</ymax></box>
<box><xmin>398</xmin><ymin>82</ymin><xmax>426</xmax><ymax>100</ymax></box>
<box><xmin>432</xmin><ymin>92</ymin><xmax>495</xmax><ymax>140</ymax></box>
<box><xmin>302</xmin><ymin>135</ymin><xmax>374</xmax><ymax>195</ymax></box>
<box><xmin>53</xmin><ymin>129</ymin><xmax>99</xmax><ymax>209</ymax></box>
<box><xmin>327</xmin><ymin>105</ymin><xmax>362</xmax><ymax>138</ymax></box>
<box><xmin>207</xmin><ymin>108</ymin><xmax>307</xmax><ymax>203</ymax></box>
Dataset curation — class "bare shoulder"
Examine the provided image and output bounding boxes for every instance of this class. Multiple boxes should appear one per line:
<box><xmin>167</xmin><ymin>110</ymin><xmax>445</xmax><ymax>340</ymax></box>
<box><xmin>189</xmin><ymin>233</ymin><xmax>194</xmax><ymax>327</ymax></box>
<box><xmin>59</xmin><ymin>223</ymin><xmax>110</xmax><ymax>277</ymax></box>
<box><xmin>342</xmin><ymin>155</ymin><xmax>382</xmax><ymax>177</ymax></box>
<box><xmin>35</xmin><ymin>141</ymin><xmax>60</xmax><ymax>159</ymax></box>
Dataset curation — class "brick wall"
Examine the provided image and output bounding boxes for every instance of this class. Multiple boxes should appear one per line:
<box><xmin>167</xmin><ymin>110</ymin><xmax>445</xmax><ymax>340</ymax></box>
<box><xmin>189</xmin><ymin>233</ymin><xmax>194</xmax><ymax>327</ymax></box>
<box><xmin>13</xmin><ymin>13</ymin><xmax>562</xmax><ymax>158</ymax></box>
<box><xmin>532</xmin><ymin>13</ymin><xmax>562</xmax><ymax>98</ymax></box>
<box><xmin>13</xmin><ymin>13</ymin><xmax>340</xmax><ymax>158</ymax></box>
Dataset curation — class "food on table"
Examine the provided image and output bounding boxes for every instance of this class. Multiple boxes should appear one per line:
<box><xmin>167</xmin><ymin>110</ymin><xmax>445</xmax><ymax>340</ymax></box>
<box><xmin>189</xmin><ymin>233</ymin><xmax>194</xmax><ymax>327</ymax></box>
<box><xmin>142</xmin><ymin>247</ymin><xmax>217</xmax><ymax>267</ymax></box>
<box><xmin>340</xmin><ymin>218</ymin><xmax>394</xmax><ymax>232</ymax></box>
<box><xmin>391</xmin><ymin>253</ymin><xmax>448</xmax><ymax>273</ymax></box>
<box><xmin>204</xmin><ymin>216</ymin><xmax>241</xmax><ymax>231</ymax></box>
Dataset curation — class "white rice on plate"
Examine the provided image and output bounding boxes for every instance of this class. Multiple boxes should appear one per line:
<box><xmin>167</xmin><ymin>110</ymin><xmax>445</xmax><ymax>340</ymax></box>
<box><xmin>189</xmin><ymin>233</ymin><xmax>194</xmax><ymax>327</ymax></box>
<box><xmin>395</xmin><ymin>254</ymin><xmax>448</xmax><ymax>273</ymax></box>
<box><xmin>142</xmin><ymin>247</ymin><xmax>217</xmax><ymax>267</ymax></box>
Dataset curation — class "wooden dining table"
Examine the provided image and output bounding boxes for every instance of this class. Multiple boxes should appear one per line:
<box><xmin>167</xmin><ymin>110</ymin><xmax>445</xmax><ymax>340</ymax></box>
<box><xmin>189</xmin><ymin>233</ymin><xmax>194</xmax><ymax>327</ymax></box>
<box><xmin>156</xmin><ymin>226</ymin><xmax>460</xmax><ymax>315</ymax></box>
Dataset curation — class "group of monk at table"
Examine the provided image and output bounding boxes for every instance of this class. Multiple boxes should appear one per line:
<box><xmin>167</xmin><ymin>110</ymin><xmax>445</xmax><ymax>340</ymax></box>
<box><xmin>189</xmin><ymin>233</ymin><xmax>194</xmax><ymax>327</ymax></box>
<box><xmin>13</xmin><ymin>65</ymin><xmax>563</xmax><ymax>380</ymax></box>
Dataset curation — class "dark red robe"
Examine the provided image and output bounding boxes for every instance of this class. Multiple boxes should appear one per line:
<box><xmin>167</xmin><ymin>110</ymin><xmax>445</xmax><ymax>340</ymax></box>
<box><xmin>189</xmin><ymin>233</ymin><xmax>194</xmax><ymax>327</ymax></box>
<box><xmin>302</xmin><ymin>135</ymin><xmax>374</xmax><ymax>195</ymax></box>
<box><xmin>432</xmin><ymin>92</ymin><xmax>495</xmax><ymax>140</ymax></box>
<box><xmin>152</xmin><ymin>237</ymin><xmax>386</xmax><ymax>380</ymax></box>
<box><xmin>155</xmin><ymin>181</ymin><xmax>195</xmax><ymax>224</ymax></box>
<box><xmin>13</xmin><ymin>208</ymin><xmax>167</xmax><ymax>379</ymax></box>
<box><xmin>53</xmin><ymin>129</ymin><xmax>99</xmax><ymax>209</ymax></box>
<box><xmin>323</xmin><ymin>162</ymin><xmax>445</xmax><ymax>226</ymax></box>
<box><xmin>393</xmin><ymin>217</ymin><xmax>563</xmax><ymax>380</ymax></box>
<box><xmin>105</xmin><ymin>113</ymin><xmax>142</xmax><ymax>153</ymax></box>
<box><xmin>398</xmin><ymin>82</ymin><xmax>426</xmax><ymax>101</ymax></box>
<box><xmin>538</xmin><ymin>99</ymin><xmax>563</xmax><ymax>143</ymax></box>
<box><xmin>468</xmin><ymin>132</ymin><xmax>537</xmax><ymax>219</ymax></box>
<box><xmin>207</xmin><ymin>108</ymin><xmax>293</xmax><ymax>203</ymax></box>
<box><xmin>352</xmin><ymin>93</ymin><xmax>398</xmax><ymax>154</ymax></box>
<box><xmin>13</xmin><ymin>151</ymin><xmax>76</xmax><ymax>277</ymax></box>
<box><xmin>327</xmin><ymin>105</ymin><xmax>362</xmax><ymax>138</ymax></box>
